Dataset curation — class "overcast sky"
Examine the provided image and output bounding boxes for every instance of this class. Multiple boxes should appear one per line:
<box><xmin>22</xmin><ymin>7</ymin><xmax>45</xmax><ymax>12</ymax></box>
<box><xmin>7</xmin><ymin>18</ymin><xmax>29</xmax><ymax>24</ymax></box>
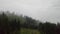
<box><xmin>0</xmin><ymin>0</ymin><xmax>60</xmax><ymax>23</ymax></box>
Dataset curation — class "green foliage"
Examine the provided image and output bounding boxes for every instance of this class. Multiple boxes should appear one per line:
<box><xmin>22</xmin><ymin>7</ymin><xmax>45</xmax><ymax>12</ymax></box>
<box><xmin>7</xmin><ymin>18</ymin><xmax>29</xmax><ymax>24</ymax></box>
<box><xmin>0</xmin><ymin>11</ymin><xmax>60</xmax><ymax>34</ymax></box>
<box><xmin>20</xmin><ymin>28</ymin><xmax>40</xmax><ymax>34</ymax></box>
<box><xmin>0</xmin><ymin>12</ymin><xmax>21</xmax><ymax>34</ymax></box>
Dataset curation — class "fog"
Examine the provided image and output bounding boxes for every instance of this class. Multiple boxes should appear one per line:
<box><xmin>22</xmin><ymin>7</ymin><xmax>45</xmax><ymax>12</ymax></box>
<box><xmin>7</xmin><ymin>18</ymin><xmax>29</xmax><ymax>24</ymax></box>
<box><xmin>0</xmin><ymin>0</ymin><xmax>60</xmax><ymax>23</ymax></box>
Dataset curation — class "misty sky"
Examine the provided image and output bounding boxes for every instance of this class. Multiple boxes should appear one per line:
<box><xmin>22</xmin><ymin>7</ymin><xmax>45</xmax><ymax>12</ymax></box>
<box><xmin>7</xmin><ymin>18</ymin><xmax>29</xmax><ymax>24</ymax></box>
<box><xmin>0</xmin><ymin>0</ymin><xmax>60</xmax><ymax>23</ymax></box>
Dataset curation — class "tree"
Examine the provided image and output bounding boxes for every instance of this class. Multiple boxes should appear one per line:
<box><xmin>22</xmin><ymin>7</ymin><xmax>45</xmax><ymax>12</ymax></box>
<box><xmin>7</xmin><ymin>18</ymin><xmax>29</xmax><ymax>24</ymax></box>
<box><xmin>24</xmin><ymin>16</ymin><xmax>38</xmax><ymax>29</ymax></box>
<box><xmin>0</xmin><ymin>12</ymin><xmax>21</xmax><ymax>34</ymax></box>
<box><xmin>38</xmin><ymin>22</ymin><xmax>56</xmax><ymax>34</ymax></box>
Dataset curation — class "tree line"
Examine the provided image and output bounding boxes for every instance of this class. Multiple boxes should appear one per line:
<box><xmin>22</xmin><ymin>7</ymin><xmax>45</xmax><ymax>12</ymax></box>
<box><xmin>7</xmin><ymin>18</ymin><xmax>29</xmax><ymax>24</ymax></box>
<box><xmin>0</xmin><ymin>11</ymin><xmax>60</xmax><ymax>34</ymax></box>
<box><xmin>0</xmin><ymin>12</ymin><xmax>20</xmax><ymax>34</ymax></box>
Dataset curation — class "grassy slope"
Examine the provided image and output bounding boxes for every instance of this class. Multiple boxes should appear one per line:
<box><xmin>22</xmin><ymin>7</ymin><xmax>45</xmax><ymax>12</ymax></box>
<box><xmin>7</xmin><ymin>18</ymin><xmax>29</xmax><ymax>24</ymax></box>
<box><xmin>21</xmin><ymin>28</ymin><xmax>40</xmax><ymax>34</ymax></box>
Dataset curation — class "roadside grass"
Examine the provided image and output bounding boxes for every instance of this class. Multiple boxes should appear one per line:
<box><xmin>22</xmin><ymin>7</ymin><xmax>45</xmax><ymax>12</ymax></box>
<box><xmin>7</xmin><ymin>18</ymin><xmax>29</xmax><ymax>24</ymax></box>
<box><xmin>20</xmin><ymin>28</ymin><xmax>40</xmax><ymax>34</ymax></box>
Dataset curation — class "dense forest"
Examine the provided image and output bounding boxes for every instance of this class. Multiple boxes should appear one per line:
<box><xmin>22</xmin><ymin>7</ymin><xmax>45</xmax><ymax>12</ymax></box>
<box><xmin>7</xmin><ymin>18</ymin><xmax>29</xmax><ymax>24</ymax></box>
<box><xmin>0</xmin><ymin>11</ymin><xmax>60</xmax><ymax>34</ymax></box>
